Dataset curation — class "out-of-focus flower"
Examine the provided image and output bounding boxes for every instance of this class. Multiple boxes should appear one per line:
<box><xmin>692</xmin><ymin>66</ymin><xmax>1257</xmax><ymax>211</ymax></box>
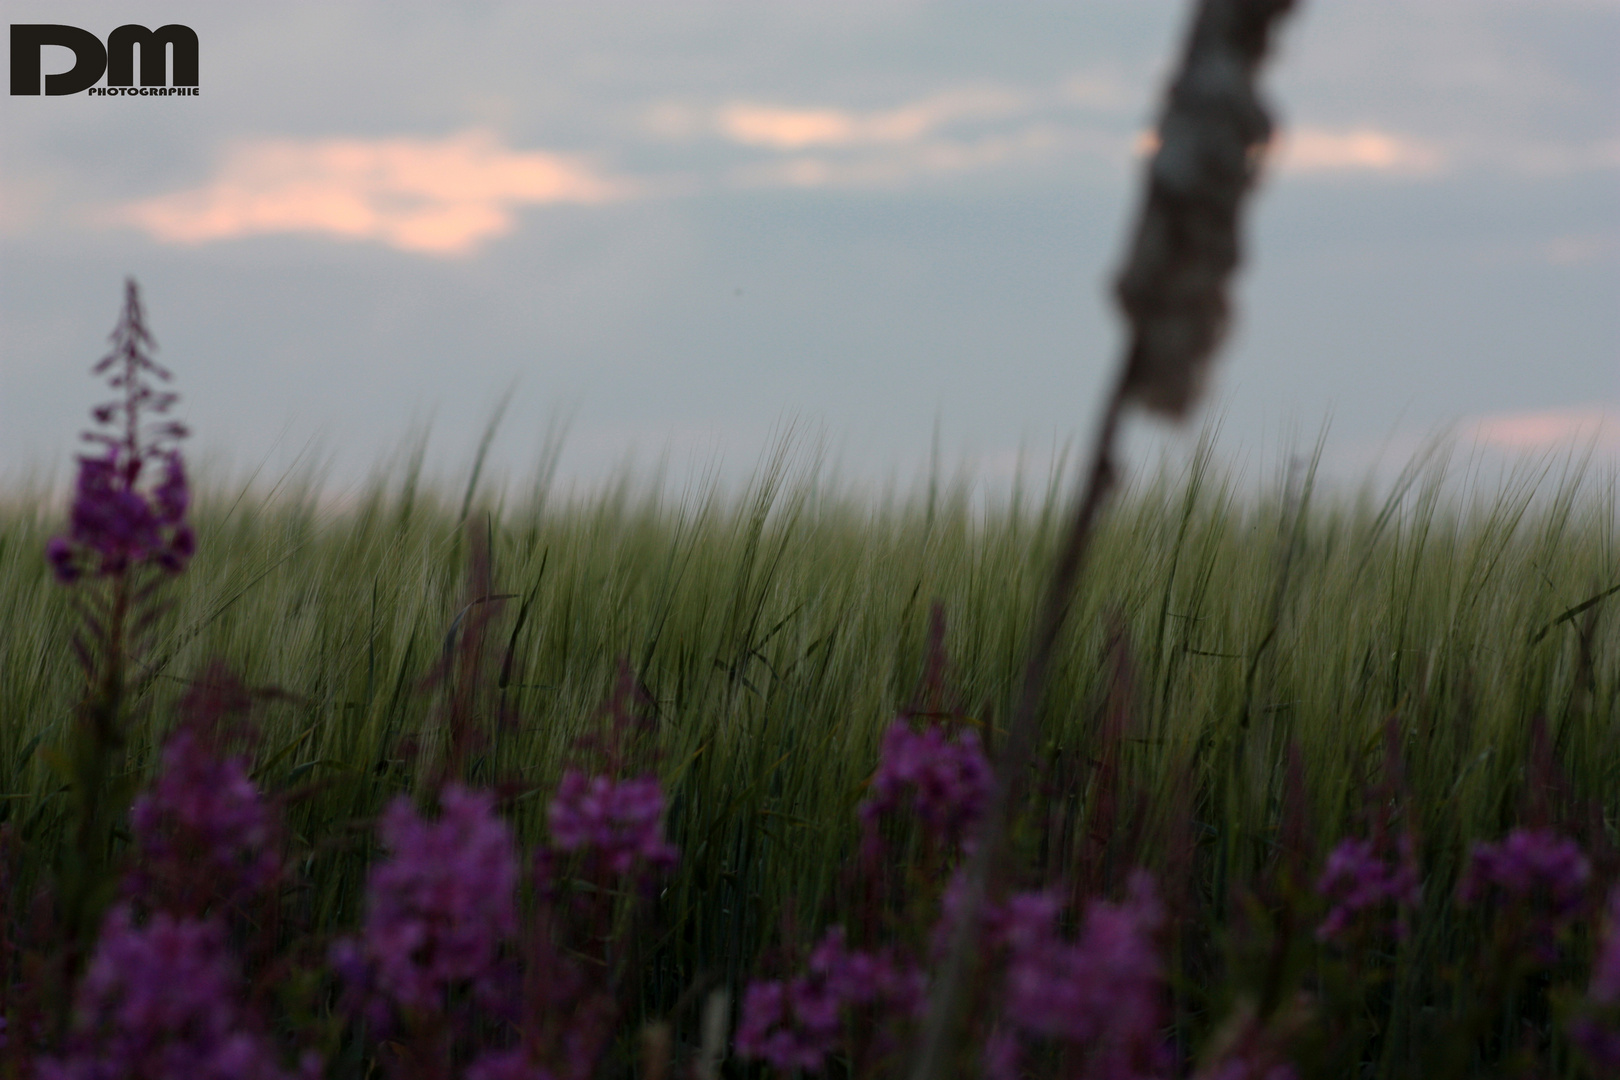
<box><xmin>1000</xmin><ymin>871</ymin><xmax>1170</xmax><ymax>1078</ymax></box>
<box><xmin>807</xmin><ymin>927</ymin><xmax>925</xmax><ymax>1015</ymax></box>
<box><xmin>335</xmin><ymin>785</ymin><xmax>519</xmax><ymax>1015</ymax></box>
<box><xmin>1459</xmin><ymin>828</ymin><xmax>1590</xmax><ymax>916</ymax></box>
<box><xmin>36</xmin><ymin>907</ymin><xmax>303</xmax><ymax>1080</ymax></box>
<box><xmin>128</xmin><ymin>726</ymin><xmax>280</xmax><ymax>911</ymax></box>
<box><xmin>53</xmin><ymin>449</ymin><xmax>189</xmax><ymax>580</ymax></box>
<box><xmin>933</xmin><ymin>872</ymin><xmax>1064</xmax><ymax>962</ymax></box>
<box><xmin>733</xmin><ymin>978</ymin><xmax>841</xmax><ymax>1072</ymax></box>
<box><xmin>1568</xmin><ymin>885</ymin><xmax>1620</xmax><ymax>1070</ymax></box>
<box><xmin>547</xmin><ymin>771</ymin><xmax>677</xmax><ymax>875</ymax></box>
<box><xmin>46</xmin><ymin>535</ymin><xmax>80</xmax><ymax>583</ymax></box>
<box><xmin>983</xmin><ymin>1025</ymin><xmax>1024</xmax><ymax>1080</ymax></box>
<box><xmin>1568</xmin><ymin>1020</ymin><xmax>1620</xmax><ymax>1074</ymax></box>
<box><xmin>47</xmin><ymin>281</ymin><xmax>194</xmax><ymax>584</ymax></box>
<box><xmin>860</xmin><ymin>721</ymin><xmax>993</xmax><ymax>847</ymax></box>
<box><xmin>1315</xmin><ymin>832</ymin><xmax>1421</xmax><ymax>942</ymax></box>
<box><xmin>989</xmin><ymin>890</ymin><xmax>1064</xmax><ymax>953</ymax></box>
<box><xmin>1458</xmin><ymin>827</ymin><xmax>1591</xmax><ymax>963</ymax></box>
<box><xmin>466</xmin><ymin>1047</ymin><xmax>559</xmax><ymax>1080</ymax></box>
<box><xmin>733</xmin><ymin>927</ymin><xmax>924</xmax><ymax>1072</ymax></box>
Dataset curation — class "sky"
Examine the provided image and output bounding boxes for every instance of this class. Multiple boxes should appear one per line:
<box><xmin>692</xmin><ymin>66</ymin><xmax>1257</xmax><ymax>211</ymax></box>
<box><xmin>2</xmin><ymin>0</ymin><xmax>1617</xmax><ymax>499</ymax></box>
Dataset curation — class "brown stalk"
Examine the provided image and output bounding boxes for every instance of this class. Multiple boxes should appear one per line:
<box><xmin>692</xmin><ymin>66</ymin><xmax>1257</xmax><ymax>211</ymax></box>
<box><xmin>908</xmin><ymin>1</ymin><xmax>1299</xmax><ymax>1075</ymax></box>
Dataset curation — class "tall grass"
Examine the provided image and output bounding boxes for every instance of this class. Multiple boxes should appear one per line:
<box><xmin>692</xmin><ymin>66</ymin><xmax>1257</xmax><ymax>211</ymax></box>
<box><xmin>4</xmin><ymin>439</ymin><xmax>1615</xmax><ymax>1065</ymax></box>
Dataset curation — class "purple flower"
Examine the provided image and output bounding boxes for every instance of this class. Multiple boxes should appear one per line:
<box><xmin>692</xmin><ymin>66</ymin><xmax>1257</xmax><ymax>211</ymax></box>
<box><xmin>66</xmin><ymin>452</ymin><xmax>161</xmax><ymax>566</ymax></box>
<box><xmin>1000</xmin><ymin>872</ymin><xmax>1170</xmax><ymax>1077</ymax></box>
<box><xmin>47</xmin><ymin>281</ymin><xmax>194</xmax><ymax>584</ymax></box>
<box><xmin>734</xmin><ymin>927</ymin><xmax>924</xmax><ymax>1071</ymax></box>
<box><xmin>127</xmin><ymin>726</ymin><xmax>281</xmax><ymax>911</ymax></box>
<box><xmin>46</xmin><ymin>535</ymin><xmax>81</xmax><ymax>583</ymax></box>
<box><xmin>36</xmin><ymin>907</ymin><xmax>302</xmax><ymax>1080</ymax></box>
<box><xmin>336</xmin><ymin>785</ymin><xmax>519</xmax><ymax>1015</ymax></box>
<box><xmin>1569</xmin><ymin>886</ymin><xmax>1620</xmax><ymax>1070</ymax></box>
<box><xmin>547</xmin><ymin>771</ymin><xmax>677</xmax><ymax>875</ymax></box>
<box><xmin>52</xmin><ymin>444</ymin><xmax>195</xmax><ymax>580</ymax></box>
<box><xmin>807</xmin><ymin>927</ymin><xmax>926</xmax><ymax>1014</ymax></box>
<box><xmin>990</xmin><ymin>889</ymin><xmax>1065</xmax><ymax>953</ymax></box>
<box><xmin>1458</xmin><ymin>827</ymin><xmax>1591</xmax><ymax>962</ymax></box>
<box><xmin>1459</xmin><ymin>828</ymin><xmax>1590</xmax><ymax>915</ymax></box>
<box><xmin>983</xmin><ymin>1026</ymin><xmax>1024</xmax><ymax>1080</ymax></box>
<box><xmin>734</xmin><ymin>978</ymin><xmax>841</xmax><ymax>1072</ymax></box>
<box><xmin>934</xmin><ymin>873</ymin><xmax>1066</xmax><ymax>967</ymax></box>
<box><xmin>1570</xmin><ymin>1016</ymin><xmax>1620</xmax><ymax>1073</ymax></box>
<box><xmin>860</xmin><ymin>721</ymin><xmax>993</xmax><ymax>847</ymax></box>
<box><xmin>1315</xmin><ymin>832</ymin><xmax>1421</xmax><ymax>942</ymax></box>
<box><xmin>466</xmin><ymin>1048</ymin><xmax>558</xmax><ymax>1080</ymax></box>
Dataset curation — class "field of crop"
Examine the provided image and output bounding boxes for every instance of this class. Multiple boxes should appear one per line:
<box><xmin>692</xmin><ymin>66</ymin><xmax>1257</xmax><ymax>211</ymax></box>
<box><xmin>4</xmin><ymin>431</ymin><xmax>1617</xmax><ymax>1076</ymax></box>
<box><xmin>4</xmin><ymin>2</ymin><xmax>1616</xmax><ymax>1072</ymax></box>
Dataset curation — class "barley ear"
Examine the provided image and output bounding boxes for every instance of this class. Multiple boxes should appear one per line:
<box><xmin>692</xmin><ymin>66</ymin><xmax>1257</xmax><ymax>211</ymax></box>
<box><xmin>1115</xmin><ymin>0</ymin><xmax>1297</xmax><ymax>419</ymax></box>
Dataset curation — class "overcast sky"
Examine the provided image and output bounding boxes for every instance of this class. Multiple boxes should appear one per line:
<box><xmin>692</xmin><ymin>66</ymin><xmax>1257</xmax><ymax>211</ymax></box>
<box><xmin>3</xmin><ymin>0</ymin><xmax>1617</xmax><ymax>498</ymax></box>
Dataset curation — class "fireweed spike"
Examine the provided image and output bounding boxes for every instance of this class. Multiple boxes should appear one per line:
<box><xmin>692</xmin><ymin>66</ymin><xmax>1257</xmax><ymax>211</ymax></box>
<box><xmin>46</xmin><ymin>278</ymin><xmax>194</xmax><ymax>1006</ymax></box>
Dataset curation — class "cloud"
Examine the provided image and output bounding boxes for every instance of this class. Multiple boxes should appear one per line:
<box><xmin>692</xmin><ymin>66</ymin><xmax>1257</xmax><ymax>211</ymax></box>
<box><xmin>118</xmin><ymin>130</ymin><xmax>632</xmax><ymax>255</ymax></box>
<box><xmin>1274</xmin><ymin>126</ymin><xmax>1446</xmax><ymax>176</ymax></box>
<box><xmin>726</xmin><ymin>124</ymin><xmax>1123</xmax><ymax>191</ymax></box>
<box><xmin>715</xmin><ymin>85</ymin><xmax>1031</xmax><ymax>149</ymax></box>
<box><xmin>1268</xmin><ymin>127</ymin><xmax>1618</xmax><ymax>181</ymax></box>
<box><xmin>1132</xmin><ymin>124</ymin><xmax>1446</xmax><ymax>179</ymax></box>
<box><xmin>637</xmin><ymin>74</ymin><xmax>1137</xmax><ymax>192</ymax></box>
<box><xmin>1468</xmin><ymin>405</ymin><xmax>1620</xmax><ymax>452</ymax></box>
<box><xmin>645</xmin><ymin>73</ymin><xmax>1126</xmax><ymax>153</ymax></box>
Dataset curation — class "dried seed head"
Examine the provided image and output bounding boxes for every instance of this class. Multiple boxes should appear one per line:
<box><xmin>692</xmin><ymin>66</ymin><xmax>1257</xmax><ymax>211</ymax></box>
<box><xmin>1114</xmin><ymin>0</ymin><xmax>1297</xmax><ymax>420</ymax></box>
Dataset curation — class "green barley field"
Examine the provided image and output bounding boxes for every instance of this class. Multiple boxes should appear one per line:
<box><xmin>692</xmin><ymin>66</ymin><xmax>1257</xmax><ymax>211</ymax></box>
<box><xmin>3</xmin><ymin>436</ymin><xmax>1617</xmax><ymax>1066</ymax></box>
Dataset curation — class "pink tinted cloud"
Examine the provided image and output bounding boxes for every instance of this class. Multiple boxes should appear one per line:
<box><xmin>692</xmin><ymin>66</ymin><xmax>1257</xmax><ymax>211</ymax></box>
<box><xmin>120</xmin><ymin>130</ymin><xmax>631</xmax><ymax>254</ymax></box>
<box><xmin>727</xmin><ymin>124</ymin><xmax>1078</xmax><ymax>191</ymax></box>
<box><xmin>1469</xmin><ymin>405</ymin><xmax>1620</xmax><ymax>452</ymax></box>
<box><xmin>709</xmin><ymin>85</ymin><xmax>1031</xmax><ymax>150</ymax></box>
<box><xmin>1275</xmin><ymin>126</ymin><xmax>1445</xmax><ymax>175</ymax></box>
<box><xmin>1129</xmin><ymin>125</ymin><xmax>1444</xmax><ymax>177</ymax></box>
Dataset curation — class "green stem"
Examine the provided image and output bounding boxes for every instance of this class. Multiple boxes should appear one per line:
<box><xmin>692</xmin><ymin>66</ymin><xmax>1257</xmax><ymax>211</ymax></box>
<box><xmin>53</xmin><ymin>573</ymin><xmax>131</xmax><ymax>1033</ymax></box>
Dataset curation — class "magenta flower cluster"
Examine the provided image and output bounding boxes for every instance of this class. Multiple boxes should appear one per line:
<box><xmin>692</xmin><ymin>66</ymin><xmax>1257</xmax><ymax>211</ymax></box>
<box><xmin>734</xmin><ymin>927</ymin><xmax>924</xmax><ymax>1071</ymax></box>
<box><xmin>932</xmin><ymin>877</ymin><xmax>1061</xmax><ymax>962</ymax></box>
<box><xmin>995</xmin><ymin>871</ymin><xmax>1170</xmax><ymax>1080</ymax></box>
<box><xmin>46</xmin><ymin>280</ymin><xmax>193</xmax><ymax>584</ymax></box>
<box><xmin>464</xmin><ymin>1046</ymin><xmax>564</xmax><ymax>1080</ymax></box>
<box><xmin>334</xmin><ymin>785</ymin><xmax>519</xmax><ymax>1015</ymax></box>
<box><xmin>547</xmin><ymin>770</ymin><xmax>678</xmax><ymax>875</ymax></box>
<box><xmin>1315</xmin><ymin>833</ymin><xmax>1422</xmax><ymax>942</ymax></box>
<box><xmin>47</xmin><ymin>452</ymin><xmax>194</xmax><ymax>582</ymax></box>
<box><xmin>860</xmin><ymin>720</ymin><xmax>993</xmax><ymax>846</ymax></box>
<box><xmin>37</xmin><ymin>907</ymin><xmax>307</xmax><ymax>1080</ymax></box>
<box><xmin>1458</xmin><ymin>827</ymin><xmax>1591</xmax><ymax>962</ymax></box>
<box><xmin>127</xmin><ymin>726</ymin><xmax>281</xmax><ymax>910</ymax></box>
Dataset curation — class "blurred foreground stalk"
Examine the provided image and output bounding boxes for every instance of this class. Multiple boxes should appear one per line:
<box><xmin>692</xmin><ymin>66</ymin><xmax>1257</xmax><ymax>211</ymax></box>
<box><xmin>910</xmin><ymin>1</ymin><xmax>1302</xmax><ymax>1075</ymax></box>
